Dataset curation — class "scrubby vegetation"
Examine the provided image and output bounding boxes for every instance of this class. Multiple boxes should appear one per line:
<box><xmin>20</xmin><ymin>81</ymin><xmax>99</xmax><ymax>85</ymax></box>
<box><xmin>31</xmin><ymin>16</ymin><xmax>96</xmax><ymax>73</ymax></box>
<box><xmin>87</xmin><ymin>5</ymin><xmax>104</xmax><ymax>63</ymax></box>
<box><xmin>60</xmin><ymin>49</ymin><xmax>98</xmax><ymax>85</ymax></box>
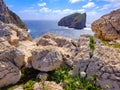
<box><xmin>90</xmin><ymin>36</ymin><xmax>95</xmax><ymax>50</ymax></box>
<box><xmin>101</xmin><ymin>39</ymin><xmax>120</xmax><ymax>49</ymax></box>
<box><xmin>0</xmin><ymin>66</ymin><xmax>101</xmax><ymax>90</ymax></box>
<box><xmin>48</xmin><ymin>66</ymin><xmax>101</xmax><ymax>90</ymax></box>
<box><xmin>23</xmin><ymin>80</ymin><xmax>36</xmax><ymax>90</ymax></box>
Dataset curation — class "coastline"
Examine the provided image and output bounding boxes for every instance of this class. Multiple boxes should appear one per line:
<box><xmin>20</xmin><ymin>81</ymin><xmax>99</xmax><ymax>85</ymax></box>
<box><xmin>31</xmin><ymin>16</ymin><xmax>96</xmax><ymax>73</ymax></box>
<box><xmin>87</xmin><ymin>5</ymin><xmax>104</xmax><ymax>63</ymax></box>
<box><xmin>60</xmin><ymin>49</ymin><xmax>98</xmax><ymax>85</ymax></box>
<box><xmin>24</xmin><ymin>20</ymin><xmax>93</xmax><ymax>39</ymax></box>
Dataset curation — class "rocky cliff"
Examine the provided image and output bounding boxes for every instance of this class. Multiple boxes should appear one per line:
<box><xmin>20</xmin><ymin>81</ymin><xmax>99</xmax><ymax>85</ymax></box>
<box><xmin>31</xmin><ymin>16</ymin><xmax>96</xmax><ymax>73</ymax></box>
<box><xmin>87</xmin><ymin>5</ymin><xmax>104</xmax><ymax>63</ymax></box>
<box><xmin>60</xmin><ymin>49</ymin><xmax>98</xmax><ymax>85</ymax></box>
<box><xmin>92</xmin><ymin>9</ymin><xmax>120</xmax><ymax>41</ymax></box>
<box><xmin>0</xmin><ymin>0</ymin><xmax>27</xmax><ymax>29</ymax></box>
<box><xmin>58</xmin><ymin>13</ymin><xmax>86</xmax><ymax>29</ymax></box>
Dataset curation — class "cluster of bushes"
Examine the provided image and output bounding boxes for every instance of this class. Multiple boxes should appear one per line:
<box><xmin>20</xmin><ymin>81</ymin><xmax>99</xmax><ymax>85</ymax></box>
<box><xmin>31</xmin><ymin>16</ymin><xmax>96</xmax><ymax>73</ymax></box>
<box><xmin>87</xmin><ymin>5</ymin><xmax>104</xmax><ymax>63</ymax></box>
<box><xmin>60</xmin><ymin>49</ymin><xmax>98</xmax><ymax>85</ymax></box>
<box><xmin>1</xmin><ymin>65</ymin><xmax>101</xmax><ymax>90</ymax></box>
<box><xmin>48</xmin><ymin>66</ymin><xmax>101</xmax><ymax>90</ymax></box>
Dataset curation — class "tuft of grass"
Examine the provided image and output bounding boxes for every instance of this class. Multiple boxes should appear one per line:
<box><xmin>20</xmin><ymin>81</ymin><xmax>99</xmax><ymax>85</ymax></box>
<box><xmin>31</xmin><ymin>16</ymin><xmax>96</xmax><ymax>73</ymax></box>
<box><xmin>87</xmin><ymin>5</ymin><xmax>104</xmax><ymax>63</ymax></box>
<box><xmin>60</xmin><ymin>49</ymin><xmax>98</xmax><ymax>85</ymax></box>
<box><xmin>100</xmin><ymin>39</ymin><xmax>109</xmax><ymax>46</ymax></box>
<box><xmin>90</xmin><ymin>36</ymin><xmax>95</xmax><ymax>51</ymax></box>
<box><xmin>48</xmin><ymin>66</ymin><xmax>101</xmax><ymax>90</ymax></box>
<box><xmin>100</xmin><ymin>39</ymin><xmax>120</xmax><ymax>49</ymax></box>
<box><xmin>23</xmin><ymin>80</ymin><xmax>36</xmax><ymax>90</ymax></box>
<box><xmin>111</xmin><ymin>44</ymin><xmax>120</xmax><ymax>49</ymax></box>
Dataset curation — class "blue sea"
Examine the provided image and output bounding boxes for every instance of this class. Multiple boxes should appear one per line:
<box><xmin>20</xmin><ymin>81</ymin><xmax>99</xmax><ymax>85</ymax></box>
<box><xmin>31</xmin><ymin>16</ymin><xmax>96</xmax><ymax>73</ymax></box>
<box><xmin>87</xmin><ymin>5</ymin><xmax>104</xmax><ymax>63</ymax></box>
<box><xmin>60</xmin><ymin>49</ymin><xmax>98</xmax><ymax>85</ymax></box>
<box><xmin>24</xmin><ymin>20</ymin><xmax>94</xmax><ymax>39</ymax></box>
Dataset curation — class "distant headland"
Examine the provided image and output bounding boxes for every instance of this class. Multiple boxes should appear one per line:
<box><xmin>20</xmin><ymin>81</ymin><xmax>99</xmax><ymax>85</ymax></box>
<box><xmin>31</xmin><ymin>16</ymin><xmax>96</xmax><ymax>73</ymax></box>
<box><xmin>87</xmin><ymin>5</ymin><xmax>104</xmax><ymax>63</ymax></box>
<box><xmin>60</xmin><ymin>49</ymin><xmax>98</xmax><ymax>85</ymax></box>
<box><xmin>58</xmin><ymin>13</ymin><xmax>86</xmax><ymax>29</ymax></box>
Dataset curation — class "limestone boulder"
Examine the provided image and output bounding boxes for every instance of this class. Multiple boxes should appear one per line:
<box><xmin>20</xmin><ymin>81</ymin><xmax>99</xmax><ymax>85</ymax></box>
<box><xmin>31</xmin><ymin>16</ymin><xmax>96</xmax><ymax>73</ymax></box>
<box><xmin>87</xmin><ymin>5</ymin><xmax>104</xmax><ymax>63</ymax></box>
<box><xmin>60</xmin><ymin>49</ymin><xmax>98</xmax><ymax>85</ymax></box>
<box><xmin>0</xmin><ymin>41</ymin><xmax>25</xmax><ymax>68</ymax></box>
<box><xmin>30</xmin><ymin>46</ymin><xmax>64</xmax><ymax>72</ymax></box>
<box><xmin>0</xmin><ymin>58</ymin><xmax>21</xmax><ymax>87</ymax></box>
<box><xmin>34</xmin><ymin>33</ymin><xmax>77</xmax><ymax>67</ymax></box>
<box><xmin>92</xmin><ymin>9</ymin><xmax>120</xmax><ymax>41</ymax></box>
<box><xmin>34</xmin><ymin>33</ymin><xmax>77</xmax><ymax>48</ymax></box>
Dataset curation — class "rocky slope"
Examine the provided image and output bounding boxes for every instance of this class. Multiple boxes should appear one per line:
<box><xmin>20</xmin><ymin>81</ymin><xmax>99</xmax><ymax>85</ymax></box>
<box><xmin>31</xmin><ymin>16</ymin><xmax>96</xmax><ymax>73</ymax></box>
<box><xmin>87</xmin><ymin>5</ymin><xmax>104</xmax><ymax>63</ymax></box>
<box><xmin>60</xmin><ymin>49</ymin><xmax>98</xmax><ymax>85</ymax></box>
<box><xmin>92</xmin><ymin>9</ymin><xmax>120</xmax><ymax>41</ymax></box>
<box><xmin>58</xmin><ymin>13</ymin><xmax>86</xmax><ymax>29</ymax></box>
<box><xmin>0</xmin><ymin>4</ymin><xmax>120</xmax><ymax>90</ymax></box>
<box><xmin>0</xmin><ymin>0</ymin><xmax>27</xmax><ymax>29</ymax></box>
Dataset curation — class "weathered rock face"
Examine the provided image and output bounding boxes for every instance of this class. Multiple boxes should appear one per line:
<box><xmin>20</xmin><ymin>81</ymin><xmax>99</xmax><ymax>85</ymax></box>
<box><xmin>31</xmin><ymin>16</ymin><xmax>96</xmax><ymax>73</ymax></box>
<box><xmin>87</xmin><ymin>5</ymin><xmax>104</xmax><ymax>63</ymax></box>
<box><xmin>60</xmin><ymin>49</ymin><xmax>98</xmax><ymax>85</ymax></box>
<box><xmin>0</xmin><ymin>41</ymin><xmax>25</xmax><ymax>68</ymax></box>
<box><xmin>35</xmin><ymin>33</ymin><xmax>77</xmax><ymax>48</ymax></box>
<box><xmin>34</xmin><ymin>33</ymin><xmax>78</xmax><ymax>67</ymax></box>
<box><xmin>72</xmin><ymin>35</ymin><xmax>91</xmax><ymax>76</ymax></box>
<box><xmin>0</xmin><ymin>41</ymin><xmax>23</xmax><ymax>87</ymax></box>
<box><xmin>86</xmin><ymin>39</ymin><xmax>120</xmax><ymax>90</ymax></box>
<box><xmin>92</xmin><ymin>9</ymin><xmax>120</xmax><ymax>41</ymax></box>
<box><xmin>0</xmin><ymin>21</ymin><xmax>32</xmax><ymax>46</ymax></box>
<box><xmin>30</xmin><ymin>46</ymin><xmax>63</xmax><ymax>72</ymax></box>
<box><xmin>72</xmin><ymin>37</ymin><xmax>120</xmax><ymax>90</ymax></box>
<box><xmin>17</xmin><ymin>40</ymin><xmax>37</xmax><ymax>67</ymax></box>
<box><xmin>58</xmin><ymin>13</ymin><xmax>86</xmax><ymax>29</ymax></box>
<box><xmin>0</xmin><ymin>58</ymin><xmax>21</xmax><ymax>87</ymax></box>
<box><xmin>0</xmin><ymin>21</ymin><xmax>33</xmax><ymax>87</ymax></box>
<box><xmin>0</xmin><ymin>0</ymin><xmax>27</xmax><ymax>29</ymax></box>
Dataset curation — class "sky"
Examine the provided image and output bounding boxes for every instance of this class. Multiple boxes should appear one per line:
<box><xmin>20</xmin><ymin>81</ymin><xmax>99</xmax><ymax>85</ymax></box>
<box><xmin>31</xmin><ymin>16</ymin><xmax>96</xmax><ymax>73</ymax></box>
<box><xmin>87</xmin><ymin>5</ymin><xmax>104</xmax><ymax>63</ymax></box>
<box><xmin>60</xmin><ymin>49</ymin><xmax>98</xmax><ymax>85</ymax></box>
<box><xmin>4</xmin><ymin>0</ymin><xmax>120</xmax><ymax>23</ymax></box>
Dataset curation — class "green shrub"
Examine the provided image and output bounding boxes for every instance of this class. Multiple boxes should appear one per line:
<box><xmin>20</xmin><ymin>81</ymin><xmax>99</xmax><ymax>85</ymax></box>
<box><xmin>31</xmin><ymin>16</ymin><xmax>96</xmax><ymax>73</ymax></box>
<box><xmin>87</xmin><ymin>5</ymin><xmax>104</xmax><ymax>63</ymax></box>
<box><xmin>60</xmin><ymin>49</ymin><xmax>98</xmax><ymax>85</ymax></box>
<box><xmin>23</xmin><ymin>80</ymin><xmax>36</xmax><ymax>90</ymax></box>
<box><xmin>48</xmin><ymin>66</ymin><xmax>101</xmax><ymax>90</ymax></box>
<box><xmin>48</xmin><ymin>66</ymin><xmax>70</xmax><ymax>83</ymax></box>
<box><xmin>90</xmin><ymin>36</ymin><xmax>95</xmax><ymax>50</ymax></box>
<box><xmin>111</xmin><ymin>44</ymin><xmax>120</xmax><ymax>49</ymax></box>
<box><xmin>101</xmin><ymin>39</ymin><xmax>109</xmax><ymax>46</ymax></box>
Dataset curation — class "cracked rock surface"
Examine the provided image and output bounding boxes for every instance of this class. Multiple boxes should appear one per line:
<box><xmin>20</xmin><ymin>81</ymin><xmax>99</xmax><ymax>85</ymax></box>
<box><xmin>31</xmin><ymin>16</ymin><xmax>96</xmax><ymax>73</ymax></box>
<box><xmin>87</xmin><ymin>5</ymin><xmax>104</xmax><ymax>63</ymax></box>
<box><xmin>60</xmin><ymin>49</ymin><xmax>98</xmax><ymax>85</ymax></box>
<box><xmin>0</xmin><ymin>58</ymin><xmax>21</xmax><ymax>87</ymax></box>
<box><xmin>87</xmin><ymin>39</ymin><xmax>120</xmax><ymax>90</ymax></box>
<box><xmin>73</xmin><ymin>37</ymin><xmax>120</xmax><ymax>90</ymax></box>
<box><xmin>92</xmin><ymin>9</ymin><xmax>120</xmax><ymax>41</ymax></box>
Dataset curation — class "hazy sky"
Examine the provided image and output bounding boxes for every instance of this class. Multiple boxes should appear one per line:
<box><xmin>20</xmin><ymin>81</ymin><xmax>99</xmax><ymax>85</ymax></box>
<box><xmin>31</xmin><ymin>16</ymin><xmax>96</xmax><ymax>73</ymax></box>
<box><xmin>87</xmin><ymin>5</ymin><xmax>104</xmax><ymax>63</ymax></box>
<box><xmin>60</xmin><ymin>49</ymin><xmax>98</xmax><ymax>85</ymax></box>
<box><xmin>4</xmin><ymin>0</ymin><xmax>120</xmax><ymax>23</ymax></box>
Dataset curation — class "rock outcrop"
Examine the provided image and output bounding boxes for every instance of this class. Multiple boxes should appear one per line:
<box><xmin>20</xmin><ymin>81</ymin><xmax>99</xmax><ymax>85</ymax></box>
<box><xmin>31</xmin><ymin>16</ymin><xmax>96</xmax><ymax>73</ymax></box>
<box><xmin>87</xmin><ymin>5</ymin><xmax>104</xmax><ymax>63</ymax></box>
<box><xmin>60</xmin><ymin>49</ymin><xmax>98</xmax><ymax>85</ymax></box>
<box><xmin>58</xmin><ymin>13</ymin><xmax>86</xmax><ymax>29</ymax></box>
<box><xmin>92</xmin><ymin>9</ymin><xmax>120</xmax><ymax>41</ymax></box>
<box><xmin>30</xmin><ymin>46</ymin><xmax>63</xmax><ymax>72</ymax></box>
<box><xmin>0</xmin><ymin>21</ymin><xmax>32</xmax><ymax>46</ymax></box>
<box><xmin>86</xmin><ymin>39</ymin><xmax>120</xmax><ymax>90</ymax></box>
<box><xmin>0</xmin><ymin>40</ymin><xmax>23</xmax><ymax>87</ymax></box>
<box><xmin>0</xmin><ymin>0</ymin><xmax>27</xmax><ymax>29</ymax></box>
<box><xmin>34</xmin><ymin>33</ymin><xmax>77</xmax><ymax>67</ymax></box>
<box><xmin>0</xmin><ymin>19</ymin><xmax>31</xmax><ymax>87</ymax></box>
<box><xmin>0</xmin><ymin>58</ymin><xmax>21</xmax><ymax>87</ymax></box>
<box><xmin>72</xmin><ymin>36</ymin><xmax>120</xmax><ymax>90</ymax></box>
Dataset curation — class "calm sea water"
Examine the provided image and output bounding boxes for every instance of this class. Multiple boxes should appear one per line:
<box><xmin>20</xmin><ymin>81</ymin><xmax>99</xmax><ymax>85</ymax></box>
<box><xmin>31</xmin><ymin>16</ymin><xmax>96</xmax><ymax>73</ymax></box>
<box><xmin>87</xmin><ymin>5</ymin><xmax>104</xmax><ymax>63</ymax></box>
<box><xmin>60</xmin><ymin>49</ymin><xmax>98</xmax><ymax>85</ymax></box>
<box><xmin>24</xmin><ymin>20</ymin><xmax>94</xmax><ymax>39</ymax></box>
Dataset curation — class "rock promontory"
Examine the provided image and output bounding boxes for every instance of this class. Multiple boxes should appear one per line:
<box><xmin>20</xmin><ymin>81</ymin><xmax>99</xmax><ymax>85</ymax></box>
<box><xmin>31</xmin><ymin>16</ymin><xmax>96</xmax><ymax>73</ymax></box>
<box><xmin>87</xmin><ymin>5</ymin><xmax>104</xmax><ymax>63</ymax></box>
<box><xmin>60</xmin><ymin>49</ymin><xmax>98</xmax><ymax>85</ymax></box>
<box><xmin>0</xmin><ymin>0</ymin><xmax>27</xmax><ymax>29</ymax></box>
<box><xmin>58</xmin><ymin>13</ymin><xmax>86</xmax><ymax>29</ymax></box>
<box><xmin>92</xmin><ymin>9</ymin><xmax>120</xmax><ymax>41</ymax></box>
